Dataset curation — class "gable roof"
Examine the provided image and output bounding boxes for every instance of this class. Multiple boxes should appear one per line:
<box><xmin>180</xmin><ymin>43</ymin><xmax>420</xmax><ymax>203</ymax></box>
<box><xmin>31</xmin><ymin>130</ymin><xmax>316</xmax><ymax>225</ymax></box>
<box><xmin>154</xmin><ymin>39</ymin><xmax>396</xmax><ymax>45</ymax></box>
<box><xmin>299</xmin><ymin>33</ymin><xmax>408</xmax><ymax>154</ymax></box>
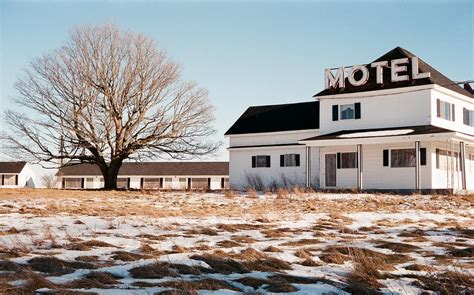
<box><xmin>314</xmin><ymin>47</ymin><xmax>473</xmax><ymax>98</ymax></box>
<box><xmin>225</xmin><ymin>101</ymin><xmax>320</xmax><ymax>135</ymax></box>
<box><xmin>0</xmin><ymin>162</ymin><xmax>27</xmax><ymax>174</ymax></box>
<box><xmin>56</xmin><ymin>162</ymin><xmax>229</xmax><ymax>176</ymax></box>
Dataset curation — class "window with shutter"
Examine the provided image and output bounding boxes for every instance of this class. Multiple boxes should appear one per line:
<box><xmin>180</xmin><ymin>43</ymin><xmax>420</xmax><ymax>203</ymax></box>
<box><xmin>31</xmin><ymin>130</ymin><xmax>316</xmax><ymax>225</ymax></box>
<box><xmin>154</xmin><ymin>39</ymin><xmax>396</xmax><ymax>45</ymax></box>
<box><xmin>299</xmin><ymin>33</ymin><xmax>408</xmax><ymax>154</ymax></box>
<box><xmin>340</xmin><ymin>104</ymin><xmax>355</xmax><ymax>120</ymax></box>
<box><xmin>280</xmin><ymin>154</ymin><xmax>300</xmax><ymax>167</ymax></box>
<box><xmin>340</xmin><ymin>152</ymin><xmax>357</xmax><ymax>168</ymax></box>
<box><xmin>252</xmin><ymin>155</ymin><xmax>271</xmax><ymax>168</ymax></box>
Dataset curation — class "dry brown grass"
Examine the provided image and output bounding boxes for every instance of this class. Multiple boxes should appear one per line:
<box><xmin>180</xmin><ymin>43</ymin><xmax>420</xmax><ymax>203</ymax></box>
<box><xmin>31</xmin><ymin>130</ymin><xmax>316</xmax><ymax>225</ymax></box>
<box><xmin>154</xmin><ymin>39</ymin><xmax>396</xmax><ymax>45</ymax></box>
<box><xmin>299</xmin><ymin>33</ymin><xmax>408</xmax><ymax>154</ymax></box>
<box><xmin>263</xmin><ymin>245</ymin><xmax>283</xmax><ymax>253</ymax></box>
<box><xmin>110</xmin><ymin>251</ymin><xmax>150</xmax><ymax>261</ymax></box>
<box><xmin>294</xmin><ymin>249</ymin><xmax>312</xmax><ymax>259</ymax></box>
<box><xmin>1</xmin><ymin>189</ymin><xmax>472</xmax><ymax>221</ymax></box>
<box><xmin>161</xmin><ymin>278</ymin><xmax>241</xmax><ymax>292</ymax></box>
<box><xmin>280</xmin><ymin>238</ymin><xmax>320</xmax><ymax>247</ymax></box>
<box><xmin>374</xmin><ymin>240</ymin><xmax>421</xmax><ymax>253</ymax></box>
<box><xmin>415</xmin><ymin>270</ymin><xmax>474</xmax><ymax>294</ymax></box>
<box><xmin>28</xmin><ymin>256</ymin><xmax>97</xmax><ymax>275</ymax></box>
<box><xmin>129</xmin><ymin>262</ymin><xmax>211</xmax><ymax>278</ymax></box>
<box><xmin>344</xmin><ymin>247</ymin><xmax>389</xmax><ymax>295</ymax></box>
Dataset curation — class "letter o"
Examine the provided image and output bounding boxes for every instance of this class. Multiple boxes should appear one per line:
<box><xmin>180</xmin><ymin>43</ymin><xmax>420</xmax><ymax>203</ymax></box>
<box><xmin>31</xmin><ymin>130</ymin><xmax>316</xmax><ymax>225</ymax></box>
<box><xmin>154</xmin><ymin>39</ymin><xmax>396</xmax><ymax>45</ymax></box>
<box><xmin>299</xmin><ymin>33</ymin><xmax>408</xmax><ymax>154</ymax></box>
<box><xmin>348</xmin><ymin>65</ymin><xmax>369</xmax><ymax>86</ymax></box>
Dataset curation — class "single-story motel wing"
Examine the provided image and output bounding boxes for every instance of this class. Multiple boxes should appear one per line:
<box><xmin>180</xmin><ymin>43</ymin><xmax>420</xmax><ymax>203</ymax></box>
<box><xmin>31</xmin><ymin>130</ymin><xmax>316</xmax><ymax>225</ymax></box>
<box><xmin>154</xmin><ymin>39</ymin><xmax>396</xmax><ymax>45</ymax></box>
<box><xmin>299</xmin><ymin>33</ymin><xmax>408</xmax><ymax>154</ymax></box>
<box><xmin>56</xmin><ymin>162</ymin><xmax>229</xmax><ymax>190</ymax></box>
<box><xmin>226</xmin><ymin>47</ymin><xmax>474</xmax><ymax>193</ymax></box>
<box><xmin>0</xmin><ymin>162</ymin><xmax>36</xmax><ymax>188</ymax></box>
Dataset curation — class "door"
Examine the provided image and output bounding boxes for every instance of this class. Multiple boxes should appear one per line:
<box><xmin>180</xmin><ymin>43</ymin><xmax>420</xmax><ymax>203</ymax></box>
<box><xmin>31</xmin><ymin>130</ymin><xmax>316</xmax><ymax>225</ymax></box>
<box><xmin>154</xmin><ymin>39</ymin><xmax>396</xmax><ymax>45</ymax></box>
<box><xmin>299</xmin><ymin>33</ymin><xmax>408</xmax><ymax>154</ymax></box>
<box><xmin>325</xmin><ymin>154</ymin><xmax>336</xmax><ymax>187</ymax></box>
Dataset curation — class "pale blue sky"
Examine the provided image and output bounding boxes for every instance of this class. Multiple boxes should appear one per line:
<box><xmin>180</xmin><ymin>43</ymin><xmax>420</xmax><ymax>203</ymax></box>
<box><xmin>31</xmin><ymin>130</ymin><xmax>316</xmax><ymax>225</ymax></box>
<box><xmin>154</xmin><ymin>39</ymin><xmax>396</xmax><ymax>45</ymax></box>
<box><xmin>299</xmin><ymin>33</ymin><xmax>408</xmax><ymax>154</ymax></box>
<box><xmin>1</xmin><ymin>0</ymin><xmax>473</xmax><ymax>161</ymax></box>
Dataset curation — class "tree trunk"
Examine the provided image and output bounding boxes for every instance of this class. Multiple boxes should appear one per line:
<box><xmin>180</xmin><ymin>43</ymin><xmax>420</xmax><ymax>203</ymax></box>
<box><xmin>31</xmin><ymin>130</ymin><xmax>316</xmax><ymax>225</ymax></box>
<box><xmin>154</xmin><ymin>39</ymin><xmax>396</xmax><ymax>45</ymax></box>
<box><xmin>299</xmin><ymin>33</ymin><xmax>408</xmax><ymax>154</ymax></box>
<box><xmin>100</xmin><ymin>159</ymin><xmax>123</xmax><ymax>190</ymax></box>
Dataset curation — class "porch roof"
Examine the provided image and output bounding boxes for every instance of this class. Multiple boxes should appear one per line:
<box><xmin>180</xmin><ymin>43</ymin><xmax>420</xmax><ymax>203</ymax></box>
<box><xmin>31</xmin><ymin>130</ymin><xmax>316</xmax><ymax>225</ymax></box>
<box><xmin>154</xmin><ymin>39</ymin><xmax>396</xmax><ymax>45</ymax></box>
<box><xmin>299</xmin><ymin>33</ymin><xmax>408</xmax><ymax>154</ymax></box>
<box><xmin>299</xmin><ymin>125</ymin><xmax>473</xmax><ymax>146</ymax></box>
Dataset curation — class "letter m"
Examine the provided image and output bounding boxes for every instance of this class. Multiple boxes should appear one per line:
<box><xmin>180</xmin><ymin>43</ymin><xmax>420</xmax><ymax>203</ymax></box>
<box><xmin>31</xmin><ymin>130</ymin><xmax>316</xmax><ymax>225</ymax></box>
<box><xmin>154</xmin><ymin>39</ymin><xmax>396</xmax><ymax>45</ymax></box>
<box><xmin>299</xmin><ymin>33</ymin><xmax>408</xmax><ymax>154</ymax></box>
<box><xmin>325</xmin><ymin>67</ymin><xmax>345</xmax><ymax>89</ymax></box>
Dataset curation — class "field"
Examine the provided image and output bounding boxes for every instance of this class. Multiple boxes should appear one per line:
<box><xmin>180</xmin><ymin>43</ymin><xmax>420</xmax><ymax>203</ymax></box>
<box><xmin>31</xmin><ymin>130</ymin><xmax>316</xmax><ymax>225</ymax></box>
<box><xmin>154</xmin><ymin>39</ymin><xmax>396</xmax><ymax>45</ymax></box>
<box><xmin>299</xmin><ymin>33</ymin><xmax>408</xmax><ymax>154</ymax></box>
<box><xmin>0</xmin><ymin>189</ymin><xmax>472</xmax><ymax>294</ymax></box>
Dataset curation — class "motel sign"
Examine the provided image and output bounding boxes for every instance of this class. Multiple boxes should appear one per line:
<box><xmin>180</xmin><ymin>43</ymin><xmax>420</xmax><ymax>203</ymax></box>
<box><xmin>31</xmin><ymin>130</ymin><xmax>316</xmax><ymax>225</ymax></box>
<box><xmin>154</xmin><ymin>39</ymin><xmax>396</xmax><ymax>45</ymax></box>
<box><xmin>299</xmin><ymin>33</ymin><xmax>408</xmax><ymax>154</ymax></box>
<box><xmin>325</xmin><ymin>57</ymin><xmax>431</xmax><ymax>89</ymax></box>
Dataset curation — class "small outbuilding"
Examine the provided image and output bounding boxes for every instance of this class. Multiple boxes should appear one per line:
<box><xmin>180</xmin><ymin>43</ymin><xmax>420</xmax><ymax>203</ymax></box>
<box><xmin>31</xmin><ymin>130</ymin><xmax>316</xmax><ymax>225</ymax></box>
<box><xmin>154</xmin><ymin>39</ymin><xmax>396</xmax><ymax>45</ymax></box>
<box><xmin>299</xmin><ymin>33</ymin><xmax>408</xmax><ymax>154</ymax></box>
<box><xmin>0</xmin><ymin>162</ymin><xmax>36</xmax><ymax>188</ymax></box>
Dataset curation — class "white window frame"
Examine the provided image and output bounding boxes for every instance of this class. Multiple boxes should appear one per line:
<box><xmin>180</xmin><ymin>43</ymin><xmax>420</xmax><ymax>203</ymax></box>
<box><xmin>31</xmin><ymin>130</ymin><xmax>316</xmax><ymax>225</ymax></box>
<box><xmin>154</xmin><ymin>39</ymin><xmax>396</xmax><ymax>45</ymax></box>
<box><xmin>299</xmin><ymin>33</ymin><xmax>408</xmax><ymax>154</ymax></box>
<box><xmin>340</xmin><ymin>103</ymin><xmax>355</xmax><ymax>120</ymax></box>
<box><xmin>253</xmin><ymin>155</ymin><xmax>270</xmax><ymax>168</ymax></box>
<box><xmin>281</xmin><ymin>154</ymin><xmax>300</xmax><ymax>167</ymax></box>
<box><xmin>340</xmin><ymin>152</ymin><xmax>357</xmax><ymax>169</ymax></box>
<box><xmin>437</xmin><ymin>99</ymin><xmax>454</xmax><ymax>121</ymax></box>
<box><xmin>390</xmin><ymin>148</ymin><xmax>416</xmax><ymax>168</ymax></box>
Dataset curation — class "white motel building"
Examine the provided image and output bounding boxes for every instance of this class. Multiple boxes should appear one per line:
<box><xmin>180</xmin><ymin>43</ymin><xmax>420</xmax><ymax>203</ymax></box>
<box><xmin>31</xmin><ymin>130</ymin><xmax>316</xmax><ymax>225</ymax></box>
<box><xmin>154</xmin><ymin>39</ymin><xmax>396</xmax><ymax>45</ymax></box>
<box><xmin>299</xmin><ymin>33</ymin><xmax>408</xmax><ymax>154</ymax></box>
<box><xmin>226</xmin><ymin>47</ymin><xmax>474</xmax><ymax>193</ymax></box>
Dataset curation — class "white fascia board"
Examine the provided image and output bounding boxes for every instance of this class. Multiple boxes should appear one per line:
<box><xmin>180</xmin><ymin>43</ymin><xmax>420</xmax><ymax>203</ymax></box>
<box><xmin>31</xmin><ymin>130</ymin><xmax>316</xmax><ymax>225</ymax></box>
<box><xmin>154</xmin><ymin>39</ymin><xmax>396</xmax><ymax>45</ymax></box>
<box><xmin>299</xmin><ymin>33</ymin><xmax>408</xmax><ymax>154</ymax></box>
<box><xmin>227</xmin><ymin>144</ymin><xmax>304</xmax><ymax>151</ymax></box>
<box><xmin>316</xmin><ymin>84</ymin><xmax>434</xmax><ymax>100</ymax></box>
<box><xmin>431</xmin><ymin>85</ymin><xmax>474</xmax><ymax>104</ymax></box>
<box><xmin>299</xmin><ymin>132</ymin><xmax>459</xmax><ymax>147</ymax></box>
<box><xmin>225</xmin><ymin>129</ymin><xmax>319</xmax><ymax>138</ymax></box>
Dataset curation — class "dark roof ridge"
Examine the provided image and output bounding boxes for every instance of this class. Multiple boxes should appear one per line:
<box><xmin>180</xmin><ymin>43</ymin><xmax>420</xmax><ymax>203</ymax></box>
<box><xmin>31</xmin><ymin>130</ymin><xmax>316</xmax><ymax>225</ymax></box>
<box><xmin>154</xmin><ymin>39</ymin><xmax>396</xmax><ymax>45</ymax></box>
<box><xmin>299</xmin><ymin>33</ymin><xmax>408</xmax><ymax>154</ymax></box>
<box><xmin>314</xmin><ymin>46</ymin><xmax>473</xmax><ymax>98</ymax></box>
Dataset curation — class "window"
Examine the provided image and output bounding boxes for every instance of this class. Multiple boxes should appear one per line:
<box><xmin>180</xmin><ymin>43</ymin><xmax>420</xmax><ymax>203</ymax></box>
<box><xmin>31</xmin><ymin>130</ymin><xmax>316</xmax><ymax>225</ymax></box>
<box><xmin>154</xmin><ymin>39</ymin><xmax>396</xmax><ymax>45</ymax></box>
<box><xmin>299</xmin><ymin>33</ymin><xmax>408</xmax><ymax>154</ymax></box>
<box><xmin>463</xmin><ymin>108</ymin><xmax>474</xmax><ymax>127</ymax></box>
<box><xmin>280</xmin><ymin>154</ymin><xmax>300</xmax><ymax>167</ymax></box>
<box><xmin>2</xmin><ymin>175</ymin><xmax>16</xmax><ymax>186</ymax></box>
<box><xmin>391</xmin><ymin>149</ymin><xmax>416</xmax><ymax>167</ymax></box>
<box><xmin>142</xmin><ymin>178</ymin><xmax>162</xmax><ymax>189</ymax></box>
<box><xmin>63</xmin><ymin>177</ymin><xmax>83</xmax><ymax>189</ymax></box>
<box><xmin>191</xmin><ymin>178</ymin><xmax>209</xmax><ymax>189</ymax></box>
<box><xmin>117</xmin><ymin>178</ymin><xmax>129</xmax><ymax>189</ymax></box>
<box><xmin>163</xmin><ymin>178</ymin><xmax>173</xmax><ymax>189</ymax></box>
<box><xmin>437</xmin><ymin>99</ymin><xmax>455</xmax><ymax>121</ymax></box>
<box><xmin>340</xmin><ymin>104</ymin><xmax>355</xmax><ymax>120</ymax></box>
<box><xmin>333</xmin><ymin>103</ymin><xmax>361</xmax><ymax>121</ymax></box>
<box><xmin>337</xmin><ymin>152</ymin><xmax>357</xmax><ymax>169</ymax></box>
<box><xmin>252</xmin><ymin>155</ymin><xmax>271</xmax><ymax>168</ymax></box>
<box><xmin>436</xmin><ymin>149</ymin><xmax>460</xmax><ymax>171</ymax></box>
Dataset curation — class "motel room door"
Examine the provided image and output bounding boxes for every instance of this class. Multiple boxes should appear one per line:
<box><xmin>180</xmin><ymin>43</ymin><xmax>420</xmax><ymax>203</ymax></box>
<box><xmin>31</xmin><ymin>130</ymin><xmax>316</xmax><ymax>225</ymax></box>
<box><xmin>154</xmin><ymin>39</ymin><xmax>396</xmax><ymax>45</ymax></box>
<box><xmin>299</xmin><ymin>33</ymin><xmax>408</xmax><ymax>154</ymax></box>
<box><xmin>325</xmin><ymin>154</ymin><xmax>336</xmax><ymax>187</ymax></box>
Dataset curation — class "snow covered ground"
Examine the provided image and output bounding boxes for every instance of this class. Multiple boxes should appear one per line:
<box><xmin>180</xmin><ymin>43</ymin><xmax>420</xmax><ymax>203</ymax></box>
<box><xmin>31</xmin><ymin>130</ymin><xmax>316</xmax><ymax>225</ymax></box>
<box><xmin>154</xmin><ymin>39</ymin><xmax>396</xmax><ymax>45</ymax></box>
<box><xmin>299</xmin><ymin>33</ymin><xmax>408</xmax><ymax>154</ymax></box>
<box><xmin>0</xmin><ymin>189</ymin><xmax>472</xmax><ymax>294</ymax></box>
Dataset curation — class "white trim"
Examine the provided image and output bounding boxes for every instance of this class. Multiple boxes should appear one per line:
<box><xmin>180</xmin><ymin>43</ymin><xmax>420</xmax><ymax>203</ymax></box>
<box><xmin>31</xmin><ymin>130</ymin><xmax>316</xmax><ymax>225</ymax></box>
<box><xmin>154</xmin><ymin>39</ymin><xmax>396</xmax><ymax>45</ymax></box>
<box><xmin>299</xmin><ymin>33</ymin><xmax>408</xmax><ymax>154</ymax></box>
<box><xmin>300</xmin><ymin>132</ymin><xmax>467</xmax><ymax>147</ymax></box>
<box><xmin>227</xmin><ymin>144</ymin><xmax>304</xmax><ymax>151</ymax></box>
<box><xmin>432</xmin><ymin>84</ymin><xmax>474</xmax><ymax>103</ymax></box>
<box><xmin>225</xmin><ymin>128</ymin><xmax>319</xmax><ymax>138</ymax></box>
<box><xmin>316</xmin><ymin>84</ymin><xmax>434</xmax><ymax>100</ymax></box>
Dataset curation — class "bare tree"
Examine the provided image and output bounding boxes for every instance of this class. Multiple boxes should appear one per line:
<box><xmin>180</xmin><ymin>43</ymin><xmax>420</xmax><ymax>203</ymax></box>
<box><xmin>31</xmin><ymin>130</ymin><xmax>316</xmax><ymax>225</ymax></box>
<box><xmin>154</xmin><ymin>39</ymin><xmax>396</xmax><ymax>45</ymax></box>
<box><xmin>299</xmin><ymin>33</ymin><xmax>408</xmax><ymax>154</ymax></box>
<box><xmin>2</xmin><ymin>24</ymin><xmax>220</xmax><ymax>189</ymax></box>
<box><xmin>41</xmin><ymin>174</ymin><xmax>57</xmax><ymax>189</ymax></box>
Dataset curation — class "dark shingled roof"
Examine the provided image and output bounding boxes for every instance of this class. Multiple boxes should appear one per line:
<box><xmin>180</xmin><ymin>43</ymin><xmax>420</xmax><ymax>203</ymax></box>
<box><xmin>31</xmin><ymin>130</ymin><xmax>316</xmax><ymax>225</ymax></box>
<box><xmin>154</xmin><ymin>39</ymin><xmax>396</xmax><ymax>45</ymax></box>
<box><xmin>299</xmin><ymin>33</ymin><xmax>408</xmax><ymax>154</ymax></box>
<box><xmin>0</xmin><ymin>162</ymin><xmax>27</xmax><ymax>174</ymax></box>
<box><xmin>225</xmin><ymin>101</ymin><xmax>320</xmax><ymax>135</ymax></box>
<box><xmin>314</xmin><ymin>47</ymin><xmax>474</xmax><ymax>98</ymax></box>
<box><xmin>56</xmin><ymin>162</ymin><xmax>229</xmax><ymax>176</ymax></box>
<box><xmin>301</xmin><ymin>125</ymin><xmax>459</xmax><ymax>142</ymax></box>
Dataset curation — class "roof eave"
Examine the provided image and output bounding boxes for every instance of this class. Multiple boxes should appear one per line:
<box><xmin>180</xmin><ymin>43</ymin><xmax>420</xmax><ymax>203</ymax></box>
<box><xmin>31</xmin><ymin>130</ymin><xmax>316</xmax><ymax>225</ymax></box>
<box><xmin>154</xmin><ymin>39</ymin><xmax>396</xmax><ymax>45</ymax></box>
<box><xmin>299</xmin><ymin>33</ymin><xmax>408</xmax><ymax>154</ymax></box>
<box><xmin>299</xmin><ymin>132</ymin><xmax>461</xmax><ymax>147</ymax></box>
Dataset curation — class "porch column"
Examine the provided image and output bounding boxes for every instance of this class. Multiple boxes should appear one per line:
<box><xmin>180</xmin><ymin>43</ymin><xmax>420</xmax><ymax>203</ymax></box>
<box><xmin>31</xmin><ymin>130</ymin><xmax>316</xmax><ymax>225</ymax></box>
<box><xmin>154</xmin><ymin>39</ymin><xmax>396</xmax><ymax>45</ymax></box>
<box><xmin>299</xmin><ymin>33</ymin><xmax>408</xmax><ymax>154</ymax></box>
<box><xmin>357</xmin><ymin>144</ymin><xmax>363</xmax><ymax>190</ymax></box>
<box><xmin>306</xmin><ymin>146</ymin><xmax>311</xmax><ymax>188</ymax></box>
<box><xmin>460</xmin><ymin>141</ymin><xmax>466</xmax><ymax>190</ymax></box>
<box><xmin>415</xmin><ymin>141</ymin><xmax>421</xmax><ymax>190</ymax></box>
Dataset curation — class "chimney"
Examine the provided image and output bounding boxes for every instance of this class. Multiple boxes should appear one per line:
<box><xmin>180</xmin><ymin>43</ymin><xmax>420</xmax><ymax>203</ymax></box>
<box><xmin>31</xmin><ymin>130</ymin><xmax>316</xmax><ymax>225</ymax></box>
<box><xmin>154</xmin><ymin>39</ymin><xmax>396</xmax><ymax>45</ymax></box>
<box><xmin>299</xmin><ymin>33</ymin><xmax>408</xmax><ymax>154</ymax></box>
<box><xmin>464</xmin><ymin>83</ymin><xmax>474</xmax><ymax>94</ymax></box>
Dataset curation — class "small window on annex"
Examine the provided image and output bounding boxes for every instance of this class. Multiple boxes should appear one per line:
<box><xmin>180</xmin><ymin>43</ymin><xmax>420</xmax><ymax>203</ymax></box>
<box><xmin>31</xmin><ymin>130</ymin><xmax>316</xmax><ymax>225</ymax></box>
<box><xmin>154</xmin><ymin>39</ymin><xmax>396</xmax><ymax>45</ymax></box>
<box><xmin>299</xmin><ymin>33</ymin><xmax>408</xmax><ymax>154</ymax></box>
<box><xmin>340</xmin><ymin>104</ymin><xmax>355</xmax><ymax>120</ymax></box>
<box><xmin>436</xmin><ymin>149</ymin><xmax>460</xmax><ymax>171</ymax></box>
<box><xmin>340</xmin><ymin>152</ymin><xmax>357</xmax><ymax>169</ymax></box>
<box><xmin>252</xmin><ymin>155</ymin><xmax>271</xmax><ymax>168</ymax></box>
<box><xmin>437</xmin><ymin>99</ymin><xmax>455</xmax><ymax>121</ymax></box>
<box><xmin>391</xmin><ymin>149</ymin><xmax>416</xmax><ymax>168</ymax></box>
<box><xmin>280</xmin><ymin>154</ymin><xmax>300</xmax><ymax>167</ymax></box>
